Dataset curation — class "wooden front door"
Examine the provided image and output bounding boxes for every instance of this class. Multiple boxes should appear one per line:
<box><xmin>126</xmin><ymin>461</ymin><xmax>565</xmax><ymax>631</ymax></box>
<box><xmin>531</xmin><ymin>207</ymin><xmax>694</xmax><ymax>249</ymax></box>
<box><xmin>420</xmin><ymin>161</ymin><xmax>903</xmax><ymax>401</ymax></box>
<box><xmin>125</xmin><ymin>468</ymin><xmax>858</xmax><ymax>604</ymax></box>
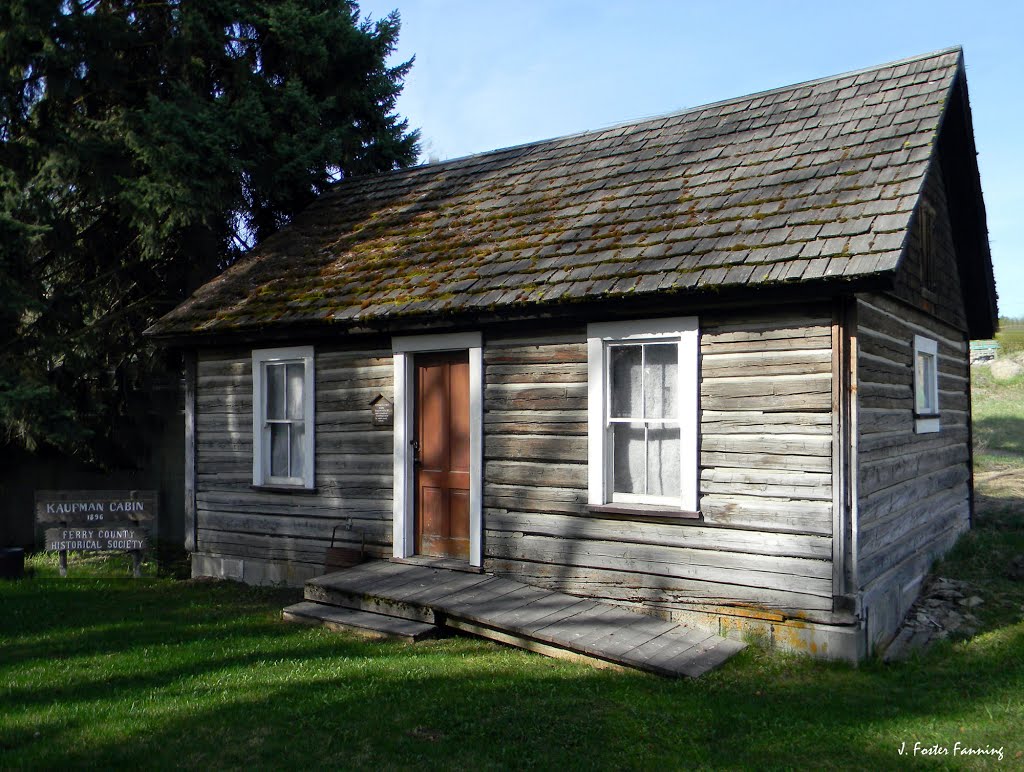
<box><xmin>414</xmin><ymin>351</ymin><xmax>470</xmax><ymax>560</ymax></box>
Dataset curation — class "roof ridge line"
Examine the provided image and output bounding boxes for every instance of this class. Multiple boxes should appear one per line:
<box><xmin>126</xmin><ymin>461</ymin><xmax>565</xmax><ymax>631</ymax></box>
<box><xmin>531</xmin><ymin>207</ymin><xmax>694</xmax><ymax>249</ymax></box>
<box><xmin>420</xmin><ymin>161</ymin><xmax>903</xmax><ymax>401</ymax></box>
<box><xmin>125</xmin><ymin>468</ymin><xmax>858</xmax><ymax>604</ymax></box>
<box><xmin>330</xmin><ymin>46</ymin><xmax>964</xmax><ymax>190</ymax></box>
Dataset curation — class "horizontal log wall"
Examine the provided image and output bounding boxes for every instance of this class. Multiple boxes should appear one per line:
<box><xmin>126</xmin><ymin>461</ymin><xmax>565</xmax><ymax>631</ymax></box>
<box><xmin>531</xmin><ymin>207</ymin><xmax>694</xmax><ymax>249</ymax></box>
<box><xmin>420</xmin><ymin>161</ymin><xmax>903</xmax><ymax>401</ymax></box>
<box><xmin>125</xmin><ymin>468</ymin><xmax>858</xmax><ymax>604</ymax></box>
<box><xmin>482</xmin><ymin>310</ymin><xmax>835</xmax><ymax>617</ymax></box>
<box><xmin>699</xmin><ymin>310</ymin><xmax>834</xmax><ymax>543</ymax></box>
<box><xmin>855</xmin><ymin>293</ymin><xmax>971</xmax><ymax>648</ymax></box>
<box><xmin>192</xmin><ymin>310</ymin><xmax>839</xmax><ymax>614</ymax></box>
<box><xmin>194</xmin><ymin>345</ymin><xmax>395</xmax><ymax>575</ymax></box>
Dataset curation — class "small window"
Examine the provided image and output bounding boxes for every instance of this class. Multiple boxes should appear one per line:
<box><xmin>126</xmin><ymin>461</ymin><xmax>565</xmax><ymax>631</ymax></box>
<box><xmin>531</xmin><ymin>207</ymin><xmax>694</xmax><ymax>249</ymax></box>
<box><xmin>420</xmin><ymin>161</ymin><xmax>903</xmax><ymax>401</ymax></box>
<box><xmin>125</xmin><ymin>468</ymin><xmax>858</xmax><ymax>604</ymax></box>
<box><xmin>913</xmin><ymin>335</ymin><xmax>939</xmax><ymax>434</ymax></box>
<box><xmin>252</xmin><ymin>347</ymin><xmax>315</xmax><ymax>488</ymax></box>
<box><xmin>587</xmin><ymin>318</ymin><xmax>698</xmax><ymax>513</ymax></box>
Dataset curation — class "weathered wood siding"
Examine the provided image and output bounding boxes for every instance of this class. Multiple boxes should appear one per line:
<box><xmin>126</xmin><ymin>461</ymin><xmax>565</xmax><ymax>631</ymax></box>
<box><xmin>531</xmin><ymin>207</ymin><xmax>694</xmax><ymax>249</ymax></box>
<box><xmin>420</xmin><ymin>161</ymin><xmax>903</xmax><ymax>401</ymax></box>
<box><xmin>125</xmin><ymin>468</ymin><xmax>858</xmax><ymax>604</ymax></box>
<box><xmin>482</xmin><ymin>310</ymin><xmax>835</xmax><ymax>617</ymax></box>
<box><xmin>193</xmin><ymin>311</ymin><xmax>839</xmax><ymax>616</ymax></box>
<box><xmin>854</xmin><ymin>157</ymin><xmax>973</xmax><ymax>651</ymax></box>
<box><xmin>855</xmin><ymin>292</ymin><xmax>971</xmax><ymax>648</ymax></box>
<box><xmin>194</xmin><ymin>345</ymin><xmax>394</xmax><ymax>579</ymax></box>
<box><xmin>891</xmin><ymin>158</ymin><xmax>967</xmax><ymax>332</ymax></box>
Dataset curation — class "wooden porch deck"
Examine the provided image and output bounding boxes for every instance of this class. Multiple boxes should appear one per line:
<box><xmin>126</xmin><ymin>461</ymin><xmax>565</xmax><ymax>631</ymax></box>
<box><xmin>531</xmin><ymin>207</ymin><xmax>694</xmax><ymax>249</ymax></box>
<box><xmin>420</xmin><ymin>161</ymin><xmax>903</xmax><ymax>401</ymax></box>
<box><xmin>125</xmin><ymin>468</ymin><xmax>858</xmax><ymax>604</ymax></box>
<box><xmin>284</xmin><ymin>561</ymin><xmax>745</xmax><ymax>678</ymax></box>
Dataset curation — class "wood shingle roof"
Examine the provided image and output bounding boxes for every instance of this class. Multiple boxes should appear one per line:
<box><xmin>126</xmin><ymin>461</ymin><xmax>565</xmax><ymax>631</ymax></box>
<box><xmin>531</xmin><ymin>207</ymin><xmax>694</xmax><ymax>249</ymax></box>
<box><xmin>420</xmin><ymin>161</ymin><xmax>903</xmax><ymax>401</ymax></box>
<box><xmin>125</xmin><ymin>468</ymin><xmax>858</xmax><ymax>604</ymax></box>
<box><xmin>148</xmin><ymin>47</ymin><xmax>982</xmax><ymax>339</ymax></box>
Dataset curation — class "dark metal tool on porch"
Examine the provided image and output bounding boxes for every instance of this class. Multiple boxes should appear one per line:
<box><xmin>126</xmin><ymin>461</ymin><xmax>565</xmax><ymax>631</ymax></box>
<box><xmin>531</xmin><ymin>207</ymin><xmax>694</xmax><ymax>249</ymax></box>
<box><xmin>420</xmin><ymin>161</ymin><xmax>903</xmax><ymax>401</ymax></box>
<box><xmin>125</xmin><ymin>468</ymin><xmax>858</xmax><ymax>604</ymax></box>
<box><xmin>324</xmin><ymin>522</ymin><xmax>365</xmax><ymax>571</ymax></box>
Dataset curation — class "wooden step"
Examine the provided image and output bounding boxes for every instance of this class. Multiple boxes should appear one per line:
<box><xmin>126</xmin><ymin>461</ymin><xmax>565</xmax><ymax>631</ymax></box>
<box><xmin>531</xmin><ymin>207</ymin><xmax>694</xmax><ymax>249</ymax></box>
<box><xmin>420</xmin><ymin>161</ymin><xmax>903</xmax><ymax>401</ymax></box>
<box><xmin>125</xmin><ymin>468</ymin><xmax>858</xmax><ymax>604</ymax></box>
<box><xmin>282</xmin><ymin>601</ymin><xmax>440</xmax><ymax>642</ymax></box>
<box><xmin>297</xmin><ymin>564</ymin><xmax>746</xmax><ymax>677</ymax></box>
<box><xmin>305</xmin><ymin>563</ymin><xmax>492</xmax><ymax>625</ymax></box>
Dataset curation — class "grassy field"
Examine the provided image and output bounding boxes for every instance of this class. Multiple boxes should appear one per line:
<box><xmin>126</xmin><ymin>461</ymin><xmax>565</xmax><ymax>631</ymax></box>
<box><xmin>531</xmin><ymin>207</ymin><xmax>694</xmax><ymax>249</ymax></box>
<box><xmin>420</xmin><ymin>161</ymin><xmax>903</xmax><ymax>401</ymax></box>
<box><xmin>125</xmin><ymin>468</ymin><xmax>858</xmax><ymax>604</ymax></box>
<box><xmin>972</xmin><ymin>367</ymin><xmax>1024</xmax><ymax>472</ymax></box>
<box><xmin>995</xmin><ymin>323</ymin><xmax>1024</xmax><ymax>358</ymax></box>
<box><xmin>2</xmin><ymin>375</ymin><xmax>1023</xmax><ymax>769</ymax></box>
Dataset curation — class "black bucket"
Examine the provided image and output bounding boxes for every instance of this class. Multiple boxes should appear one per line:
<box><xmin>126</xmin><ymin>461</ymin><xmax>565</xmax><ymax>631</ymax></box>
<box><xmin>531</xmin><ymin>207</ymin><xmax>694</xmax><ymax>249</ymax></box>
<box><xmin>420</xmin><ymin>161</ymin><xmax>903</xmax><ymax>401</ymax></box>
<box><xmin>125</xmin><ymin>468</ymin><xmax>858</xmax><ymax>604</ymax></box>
<box><xmin>0</xmin><ymin>547</ymin><xmax>25</xmax><ymax>580</ymax></box>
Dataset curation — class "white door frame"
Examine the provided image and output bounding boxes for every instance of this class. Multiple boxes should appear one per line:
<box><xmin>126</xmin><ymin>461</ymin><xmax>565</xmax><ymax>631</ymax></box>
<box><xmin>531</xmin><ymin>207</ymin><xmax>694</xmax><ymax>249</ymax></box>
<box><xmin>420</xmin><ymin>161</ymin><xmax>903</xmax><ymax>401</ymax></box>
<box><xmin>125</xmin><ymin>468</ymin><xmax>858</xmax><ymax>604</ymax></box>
<box><xmin>391</xmin><ymin>331</ymin><xmax>483</xmax><ymax>566</ymax></box>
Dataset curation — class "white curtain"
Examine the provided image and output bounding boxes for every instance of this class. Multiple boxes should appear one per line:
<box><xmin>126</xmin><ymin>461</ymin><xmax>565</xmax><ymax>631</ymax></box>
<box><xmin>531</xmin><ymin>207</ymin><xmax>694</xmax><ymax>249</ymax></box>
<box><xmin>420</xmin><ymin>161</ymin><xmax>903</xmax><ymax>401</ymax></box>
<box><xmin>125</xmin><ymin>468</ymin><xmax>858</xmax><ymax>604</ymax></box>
<box><xmin>609</xmin><ymin>343</ymin><xmax>679</xmax><ymax>497</ymax></box>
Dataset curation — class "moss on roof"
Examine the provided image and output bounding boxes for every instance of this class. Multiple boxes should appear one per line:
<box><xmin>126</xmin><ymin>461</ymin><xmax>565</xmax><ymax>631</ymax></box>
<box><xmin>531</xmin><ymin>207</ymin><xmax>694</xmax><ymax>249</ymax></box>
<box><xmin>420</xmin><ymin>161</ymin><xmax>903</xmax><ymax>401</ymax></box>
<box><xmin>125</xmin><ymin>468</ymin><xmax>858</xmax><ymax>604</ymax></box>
<box><xmin>149</xmin><ymin>48</ymin><xmax>968</xmax><ymax>338</ymax></box>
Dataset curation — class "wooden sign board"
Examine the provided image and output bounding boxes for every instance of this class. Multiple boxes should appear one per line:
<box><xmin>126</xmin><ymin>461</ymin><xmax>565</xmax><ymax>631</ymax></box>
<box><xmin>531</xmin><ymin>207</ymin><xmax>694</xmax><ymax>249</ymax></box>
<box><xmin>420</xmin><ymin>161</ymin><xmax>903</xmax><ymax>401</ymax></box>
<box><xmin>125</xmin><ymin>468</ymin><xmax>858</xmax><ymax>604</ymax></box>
<box><xmin>36</xmin><ymin>489</ymin><xmax>157</xmax><ymax>526</ymax></box>
<box><xmin>35</xmin><ymin>490</ymin><xmax>157</xmax><ymax>577</ymax></box>
<box><xmin>44</xmin><ymin>526</ymin><xmax>148</xmax><ymax>552</ymax></box>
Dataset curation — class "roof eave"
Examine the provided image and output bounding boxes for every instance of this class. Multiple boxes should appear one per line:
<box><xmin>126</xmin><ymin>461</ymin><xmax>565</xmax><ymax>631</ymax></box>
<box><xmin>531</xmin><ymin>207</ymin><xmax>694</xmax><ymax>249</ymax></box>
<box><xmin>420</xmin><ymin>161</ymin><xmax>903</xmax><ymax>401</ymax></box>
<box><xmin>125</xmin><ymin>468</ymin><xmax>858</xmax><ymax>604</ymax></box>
<box><xmin>146</xmin><ymin>271</ymin><xmax>895</xmax><ymax>349</ymax></box>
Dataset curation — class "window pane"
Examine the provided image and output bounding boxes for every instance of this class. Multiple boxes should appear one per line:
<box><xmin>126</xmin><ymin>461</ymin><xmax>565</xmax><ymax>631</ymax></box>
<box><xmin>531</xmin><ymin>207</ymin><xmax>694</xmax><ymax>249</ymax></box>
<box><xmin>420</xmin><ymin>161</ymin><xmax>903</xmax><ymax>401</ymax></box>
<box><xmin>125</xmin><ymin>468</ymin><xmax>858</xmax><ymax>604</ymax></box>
<box><xmin>915</xmin><ymin>353</ymin><xmax>925</xmax><ymax>405</ymax></box>
<box><xmin>266</xmin><ymin>364</ymin><xmax>285</xmax><ymax>420</ymax></box>
<box><xmin>647</xmin><ymin>426</ymin><xmax>680</xmax><ymax>497</ymax></box>
<box><xmin>610</xmin><ymin>345</ymin><xmax>642</xmax><ymax>418</ymax></box>
<box><xmin>916</xmin><ymin>352</ymin><xmax>936</xmax><ymax>413</ymax></box>
<box><xmin>644</xmin><ymin>343</ymin><xmax>678</xmax><ymax>419</ymax></box>
<box><xmin>286</xmin><ymin>363</ymin><xmax>304</xmax><ymax>420</ymax></box>
<box><xmin>290</xmin><ymin>423</ymin><xmax>305</xmax><ymax>479</ymax></box>
<box><xmin>270</xmin><ymin>424</ymin><xmax>289</xmax><ymax>477</ymax></box>
<box><xmin>612</xmin><ymin>423</ymin><xmax>645</xmax><ymax>495</ymax></box>
<box><xmin>927</xmin><ymin>356</ymin><xmax>937</xmax><ymax>411</ymax></box>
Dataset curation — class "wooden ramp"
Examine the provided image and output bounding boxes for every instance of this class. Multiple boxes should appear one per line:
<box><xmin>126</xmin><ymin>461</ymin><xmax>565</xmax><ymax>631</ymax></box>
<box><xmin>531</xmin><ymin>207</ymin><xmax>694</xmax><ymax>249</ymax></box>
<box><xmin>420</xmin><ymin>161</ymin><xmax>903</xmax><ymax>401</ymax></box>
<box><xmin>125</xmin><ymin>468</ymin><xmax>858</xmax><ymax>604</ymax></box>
<box><xmin>285</xmin><ymin>561</ymin><xmax>745</xmax><ymax>678</ymax></box>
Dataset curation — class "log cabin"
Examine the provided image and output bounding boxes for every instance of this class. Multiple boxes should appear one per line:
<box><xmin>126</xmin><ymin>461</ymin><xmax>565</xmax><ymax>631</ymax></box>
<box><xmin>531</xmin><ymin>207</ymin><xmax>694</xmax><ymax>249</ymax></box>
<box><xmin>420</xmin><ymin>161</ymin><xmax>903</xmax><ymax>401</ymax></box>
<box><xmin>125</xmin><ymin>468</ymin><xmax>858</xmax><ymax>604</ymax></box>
<box><xmin>147</xmin><ymin>47</ymin><xmax>997</xmax><ymax>660</ymax></box>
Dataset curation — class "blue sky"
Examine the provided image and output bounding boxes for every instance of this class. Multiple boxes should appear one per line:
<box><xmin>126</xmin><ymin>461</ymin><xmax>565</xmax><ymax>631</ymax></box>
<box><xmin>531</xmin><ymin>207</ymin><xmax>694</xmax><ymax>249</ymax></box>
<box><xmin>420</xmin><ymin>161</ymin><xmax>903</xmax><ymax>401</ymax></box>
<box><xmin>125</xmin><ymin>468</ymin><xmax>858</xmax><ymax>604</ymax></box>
<box><xmin>358</xmin><ymin>0</ymin><xmax>1024</xmax><ymax>320</ymax></box>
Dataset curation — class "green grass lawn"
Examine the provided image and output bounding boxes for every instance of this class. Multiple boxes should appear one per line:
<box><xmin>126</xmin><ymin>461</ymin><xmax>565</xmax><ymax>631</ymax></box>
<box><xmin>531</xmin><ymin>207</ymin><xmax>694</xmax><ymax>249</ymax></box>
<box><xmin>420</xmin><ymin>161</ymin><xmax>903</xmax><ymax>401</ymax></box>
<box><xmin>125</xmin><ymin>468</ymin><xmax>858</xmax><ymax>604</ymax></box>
<box><xmin>972</xmin><ymin>367</ymin><xmax>1024</xmax><ymax>471</ymax></box>
<box><xmin>2</xmin><ymin>560</ymin><xmax>1022</xmax><ymax>770</ymax></box>
<box><xmin>2</xmin><ymin>377</ymin><xmax>1024</xmax><ymax>769</ymax></box>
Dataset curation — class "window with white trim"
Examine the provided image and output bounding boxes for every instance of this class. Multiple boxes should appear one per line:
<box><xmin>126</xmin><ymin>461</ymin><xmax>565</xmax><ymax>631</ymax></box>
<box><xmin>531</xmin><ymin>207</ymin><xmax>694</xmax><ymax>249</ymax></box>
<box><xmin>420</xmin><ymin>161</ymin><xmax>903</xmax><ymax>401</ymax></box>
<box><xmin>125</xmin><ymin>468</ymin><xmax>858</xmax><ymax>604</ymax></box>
<box><xmin>587</xmin><ymin>318</ymin><xmax>699</xmax><ymax>513</ymax></box>
<box><xmin>252</xmin><ymin>347</ymin><xmax>315</xmax><ymax>488</ymax></box>
<box><xmin>913</xmin><ymin>335</ymin><xmax>940</xmax><ymax>434</ymax></box>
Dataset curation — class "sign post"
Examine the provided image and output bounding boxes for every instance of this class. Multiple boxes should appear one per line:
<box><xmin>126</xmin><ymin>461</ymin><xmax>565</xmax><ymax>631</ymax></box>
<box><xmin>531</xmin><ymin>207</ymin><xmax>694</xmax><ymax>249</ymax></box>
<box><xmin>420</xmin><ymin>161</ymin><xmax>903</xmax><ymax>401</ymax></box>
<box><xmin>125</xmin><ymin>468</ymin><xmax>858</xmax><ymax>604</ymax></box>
<box><xmin>35</xmin><ymin>490</ymin><xmax>157</xmax><ymax>577</ymax></box>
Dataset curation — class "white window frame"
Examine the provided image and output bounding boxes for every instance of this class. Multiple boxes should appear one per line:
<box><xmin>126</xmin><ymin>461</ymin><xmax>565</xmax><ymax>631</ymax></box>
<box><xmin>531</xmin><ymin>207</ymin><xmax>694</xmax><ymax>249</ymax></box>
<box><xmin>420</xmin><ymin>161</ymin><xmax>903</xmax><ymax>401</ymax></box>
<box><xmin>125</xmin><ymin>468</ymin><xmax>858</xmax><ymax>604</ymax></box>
<box><xmin>252</xmin><ymin>346</ymin><xmax>316</xmax><ymax>488</ymax></box>
<box><xmin>587</xmin><ymin>317</ymin><xmax>699</xmax><ymax>512</ymax></box>
<box><xmin>913</xmin><ymin>335</ymin><xmax>940</xmax><ymax>434</ymax></box>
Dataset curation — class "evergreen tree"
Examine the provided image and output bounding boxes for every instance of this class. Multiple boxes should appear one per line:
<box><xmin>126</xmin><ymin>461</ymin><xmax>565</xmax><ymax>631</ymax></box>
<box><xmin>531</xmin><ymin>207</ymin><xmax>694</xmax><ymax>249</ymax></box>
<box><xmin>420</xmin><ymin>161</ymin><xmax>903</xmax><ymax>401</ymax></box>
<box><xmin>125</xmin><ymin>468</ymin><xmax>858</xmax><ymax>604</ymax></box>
<box><xmin>0</xmin><ymin>0</ymin><xmax>418</xmax><ymax>463</ymax></box>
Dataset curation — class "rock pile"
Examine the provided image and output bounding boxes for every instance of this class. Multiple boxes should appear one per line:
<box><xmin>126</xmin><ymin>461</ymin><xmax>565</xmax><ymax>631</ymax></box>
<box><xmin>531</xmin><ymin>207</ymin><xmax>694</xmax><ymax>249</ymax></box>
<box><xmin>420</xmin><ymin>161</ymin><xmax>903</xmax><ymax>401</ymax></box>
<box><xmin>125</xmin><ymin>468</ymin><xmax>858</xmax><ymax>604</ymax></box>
<box><xmin>990</xmin><ymin>357</ymin><xmax>1024</xmax><ymax>381</ymax></box>
<box><xmin>882</xmin><ymin>577</ymin><xmax>983</xmax><ymax>662</ymax></box>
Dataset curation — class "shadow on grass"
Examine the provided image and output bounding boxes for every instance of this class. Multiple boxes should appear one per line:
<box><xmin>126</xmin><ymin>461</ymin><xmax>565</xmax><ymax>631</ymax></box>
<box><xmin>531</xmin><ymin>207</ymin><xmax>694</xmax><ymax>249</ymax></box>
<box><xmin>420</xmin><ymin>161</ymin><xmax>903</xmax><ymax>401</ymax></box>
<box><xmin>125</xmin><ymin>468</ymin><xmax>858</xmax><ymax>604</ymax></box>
<box><xmin>6</xmin><ymin>628</ymin><xmax>1023</xmax><ymax>769</ymax></box>
<box><xmin>974</xmin><ymin>416</ymin><xmax>1024</xmax><ymax>457</ymax></box>
<box><xmin>0</xmin><ymin>576</ymin><xmax>302</xmax><ymax>667</ymax></box>
<box><xmin>1</xmin><ymin>571</ymin><xmax>1022</xmax><ymax>768</ymax></box>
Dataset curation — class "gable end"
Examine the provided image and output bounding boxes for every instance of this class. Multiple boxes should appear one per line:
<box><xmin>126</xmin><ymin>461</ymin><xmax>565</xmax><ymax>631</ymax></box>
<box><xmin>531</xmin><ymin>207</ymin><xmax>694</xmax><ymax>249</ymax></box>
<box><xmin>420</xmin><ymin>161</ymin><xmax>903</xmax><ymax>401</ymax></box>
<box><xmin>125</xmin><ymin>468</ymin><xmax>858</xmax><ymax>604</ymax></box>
<box><xmin>936</xmin><ymin>69</ymin><xmax>997</xmax><ymax>338</ymax></box>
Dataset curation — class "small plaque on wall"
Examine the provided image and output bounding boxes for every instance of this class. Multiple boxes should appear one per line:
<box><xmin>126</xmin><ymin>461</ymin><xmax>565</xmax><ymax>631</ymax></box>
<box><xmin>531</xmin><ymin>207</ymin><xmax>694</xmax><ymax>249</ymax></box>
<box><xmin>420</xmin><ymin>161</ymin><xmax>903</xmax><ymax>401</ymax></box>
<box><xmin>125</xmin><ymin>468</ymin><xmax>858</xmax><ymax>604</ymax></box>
<box><xmin>370</xmin><ymin>394</ymin><xmax>393</xmax><ymax>428</ymax></box>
